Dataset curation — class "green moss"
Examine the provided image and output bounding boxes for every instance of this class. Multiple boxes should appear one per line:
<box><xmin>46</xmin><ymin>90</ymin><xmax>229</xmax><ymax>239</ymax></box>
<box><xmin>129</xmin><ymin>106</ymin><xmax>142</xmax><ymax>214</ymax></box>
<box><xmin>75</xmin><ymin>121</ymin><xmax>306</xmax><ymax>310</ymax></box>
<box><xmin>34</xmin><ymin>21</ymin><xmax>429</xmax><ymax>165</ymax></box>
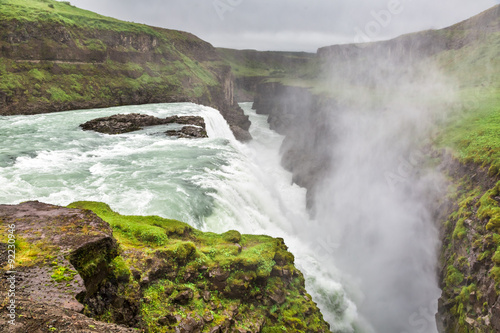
<box><xmin>477</xmin><ymin>182</ymin><xmax>500</xmax><ymax>232</ymax></box>
<box><xmin>68</xmin><ymin>201</ymin><xmax>188</xmax><ymax>247</ymax></box>
<box><xmin>83</xmin><ymin>38</ymin><xmax>106</xmax><ymax>51</ymax></box>
<box><xmin>0</xmin><ymin>235</ymin><xmax>55</xmax><ymax>267</ymax></box>
<box><xmin>478</xmin><ymin>250</ymin><xmax>492</xmax><ymax>262</ymax></box>
<box><xmin>29</xmin><ymin>68</ymin><xmax>48</xmax><ymax>81</ymax></box>
<box><xmin>449</xmin><ymin>284</ymin><xmax>477</xmax><ymax>329</ymax></box>
<box><xmin>453</xmin><ymin>218</ymin><xmax>468</xmax><ymax>240</ymax></box>
<box><xmin>261</xmin><ymin>326</ymin><xmax>287</xmax><ymax>333</ymax></box>
<box><xmin>493</xmin><ymin>248</ymin><xmax>500</xmax><ymax>265</ymax></box>
<box><xmin>51</xmin><ymin>264</ymin><xmax>77</xmax><ymax>283</ymax></box>
<box><xmin>109</xmin><ymin>255</ymin><xmax>131</xmax><ymax>280</ymax></box>
<box><xmin>222</xmin><ymin>230</ymin><xmax>241</xmax><ymax>243</ymax></box>
<box><xmin>446</xmin><ymin>265</ymin><xmax>464</xmax><ymax>290</ymax></box>
<box><xmin>171</xmin><ymin>241</ymin><xmax>197</xmax><ymax>262</ymax></box>
<box><xmin>47</xmin><ymin>86</ymin><xmax>73</xmax><ymax>102</ymax></box>
<box><xmin>491</xmin><ymin>266</ymin><xmax>500</xmax><ymax>288</ymax></box>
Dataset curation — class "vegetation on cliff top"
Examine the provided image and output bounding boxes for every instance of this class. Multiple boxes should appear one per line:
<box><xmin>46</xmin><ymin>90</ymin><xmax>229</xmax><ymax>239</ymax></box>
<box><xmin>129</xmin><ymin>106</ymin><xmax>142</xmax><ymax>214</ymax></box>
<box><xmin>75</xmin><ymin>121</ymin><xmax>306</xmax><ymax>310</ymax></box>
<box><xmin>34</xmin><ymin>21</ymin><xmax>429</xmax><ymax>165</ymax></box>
<box><xmin>0</xmin><ymin>0</ymin><xmax>160</xmax><ymax>36</ymax></box>
<box><xmin>437</xmin><ymin>89</ymin><xmax>500</xmax><ymax>176</ymax></box>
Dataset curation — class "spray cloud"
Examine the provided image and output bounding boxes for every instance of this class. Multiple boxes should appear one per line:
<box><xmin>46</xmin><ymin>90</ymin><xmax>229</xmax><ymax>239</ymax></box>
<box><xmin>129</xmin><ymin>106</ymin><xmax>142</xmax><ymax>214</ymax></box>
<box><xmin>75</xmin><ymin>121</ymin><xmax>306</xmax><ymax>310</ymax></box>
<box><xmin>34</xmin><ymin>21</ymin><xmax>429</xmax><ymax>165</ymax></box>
<box><xmin>295</xmin><ymin>39</ymin><xmax>459</xmax><ymax>332</ymax></box>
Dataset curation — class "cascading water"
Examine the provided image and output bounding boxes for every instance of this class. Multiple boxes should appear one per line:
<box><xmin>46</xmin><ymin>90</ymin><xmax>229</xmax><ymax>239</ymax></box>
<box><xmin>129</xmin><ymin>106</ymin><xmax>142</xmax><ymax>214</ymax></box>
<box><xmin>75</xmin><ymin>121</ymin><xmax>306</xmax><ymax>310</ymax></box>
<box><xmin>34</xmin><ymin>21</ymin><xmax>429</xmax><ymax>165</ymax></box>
<box><xmin>0</xmin><ymin>102</ymin><xmax>360</xmax><ymax>331</ymax></box>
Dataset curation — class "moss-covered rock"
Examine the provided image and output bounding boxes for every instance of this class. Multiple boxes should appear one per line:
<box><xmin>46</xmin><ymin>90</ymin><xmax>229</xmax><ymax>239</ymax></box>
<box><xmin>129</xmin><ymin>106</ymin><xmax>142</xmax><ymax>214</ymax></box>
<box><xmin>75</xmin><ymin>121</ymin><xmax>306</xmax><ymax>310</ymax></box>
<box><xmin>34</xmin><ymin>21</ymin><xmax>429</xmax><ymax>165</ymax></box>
<box><xmin>437</xmin><ymin>156</ymin><xmax>500</xmax><ymax>332</ymax></box>
<box><xmin>0</xmin><ymin>201</ymin><xmax>331</xmax><ymax>332</ymax></box>
<box><xmin>68</xmin><ymin>201</ymin><xmax>331</xmax><ymax>332</ymax></box>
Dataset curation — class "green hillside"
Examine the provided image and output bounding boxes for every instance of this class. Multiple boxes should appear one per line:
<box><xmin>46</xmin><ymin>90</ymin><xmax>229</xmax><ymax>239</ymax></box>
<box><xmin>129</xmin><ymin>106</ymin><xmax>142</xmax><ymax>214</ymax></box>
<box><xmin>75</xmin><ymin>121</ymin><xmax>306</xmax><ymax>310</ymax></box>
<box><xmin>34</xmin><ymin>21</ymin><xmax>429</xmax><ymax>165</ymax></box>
<box><xmin>0</xmin><ymin>0</ymin><xmax>159</xmax><ymax>33</ymax></box>
<box><xmin>0</xmin><ymin>0</ymin><xmax>251</xmax><ymax>139</ymax></box>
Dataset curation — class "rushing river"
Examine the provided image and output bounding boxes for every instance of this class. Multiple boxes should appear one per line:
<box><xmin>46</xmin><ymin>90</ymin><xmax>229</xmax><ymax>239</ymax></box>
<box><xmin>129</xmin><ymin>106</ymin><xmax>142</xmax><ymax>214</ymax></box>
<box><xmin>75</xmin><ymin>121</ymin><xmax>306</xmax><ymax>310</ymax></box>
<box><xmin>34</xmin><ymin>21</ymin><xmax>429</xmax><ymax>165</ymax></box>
<box><xmin>0</xmin><ymin>102</ymin><xmax>360</xmax><ymax>332</ymax></box>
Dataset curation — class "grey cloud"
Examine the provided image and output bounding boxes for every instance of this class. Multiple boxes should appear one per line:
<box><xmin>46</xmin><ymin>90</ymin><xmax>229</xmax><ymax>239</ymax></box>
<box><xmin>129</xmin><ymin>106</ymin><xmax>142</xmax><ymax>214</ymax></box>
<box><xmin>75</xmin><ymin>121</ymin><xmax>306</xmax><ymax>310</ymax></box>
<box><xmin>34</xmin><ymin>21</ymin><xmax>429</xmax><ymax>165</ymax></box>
<box><xmin>69</xmin><ymin>0</ymin><xmax>498</xmax><ymax>51</ymax></box>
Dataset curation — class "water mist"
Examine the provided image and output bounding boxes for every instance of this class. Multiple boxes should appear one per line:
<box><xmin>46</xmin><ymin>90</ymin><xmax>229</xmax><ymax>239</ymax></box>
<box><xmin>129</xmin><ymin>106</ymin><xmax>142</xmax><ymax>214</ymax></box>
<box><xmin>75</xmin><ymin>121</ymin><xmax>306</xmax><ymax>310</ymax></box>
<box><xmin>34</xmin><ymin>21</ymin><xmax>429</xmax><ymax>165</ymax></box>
<box><xmin>300</xmin><ymin>51</ymin><xmax>458</xmax><ymax>332</ymax></box>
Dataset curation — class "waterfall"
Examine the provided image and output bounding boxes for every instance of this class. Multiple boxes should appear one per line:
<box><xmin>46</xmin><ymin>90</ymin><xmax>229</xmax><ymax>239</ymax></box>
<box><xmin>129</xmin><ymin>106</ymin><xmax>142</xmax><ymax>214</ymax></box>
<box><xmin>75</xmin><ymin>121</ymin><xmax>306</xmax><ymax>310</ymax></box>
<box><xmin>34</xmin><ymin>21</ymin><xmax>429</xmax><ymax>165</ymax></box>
<box><xmin>199</xmin><ymin>107</ymin><xmax>236</xmax><ymax>140</ymax></box>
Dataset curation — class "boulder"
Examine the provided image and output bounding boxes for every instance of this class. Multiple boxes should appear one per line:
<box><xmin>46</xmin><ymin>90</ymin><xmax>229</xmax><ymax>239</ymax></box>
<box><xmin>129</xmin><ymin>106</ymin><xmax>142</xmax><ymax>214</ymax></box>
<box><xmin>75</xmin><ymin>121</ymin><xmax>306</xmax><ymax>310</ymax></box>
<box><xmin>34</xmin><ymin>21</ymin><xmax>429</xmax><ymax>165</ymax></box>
<box><xmin>0</xmin><ymin>201</ymin><xmax>121</xmax><ymax>331</ymax></box>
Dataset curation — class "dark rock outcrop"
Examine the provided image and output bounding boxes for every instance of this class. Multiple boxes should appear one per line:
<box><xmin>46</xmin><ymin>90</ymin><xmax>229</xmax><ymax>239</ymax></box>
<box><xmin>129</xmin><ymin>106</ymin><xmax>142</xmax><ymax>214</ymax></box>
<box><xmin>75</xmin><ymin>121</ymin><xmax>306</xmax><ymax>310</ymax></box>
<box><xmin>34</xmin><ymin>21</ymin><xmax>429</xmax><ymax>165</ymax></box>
<box><xmin>0</xmin><ymin>299</ymin><xmax>137</xmax><ymax>333</ymax></box>
<box><xmin>80</xmin><ymin>113</ymin><xmax>207</xmax><ymax>137</ymax></box>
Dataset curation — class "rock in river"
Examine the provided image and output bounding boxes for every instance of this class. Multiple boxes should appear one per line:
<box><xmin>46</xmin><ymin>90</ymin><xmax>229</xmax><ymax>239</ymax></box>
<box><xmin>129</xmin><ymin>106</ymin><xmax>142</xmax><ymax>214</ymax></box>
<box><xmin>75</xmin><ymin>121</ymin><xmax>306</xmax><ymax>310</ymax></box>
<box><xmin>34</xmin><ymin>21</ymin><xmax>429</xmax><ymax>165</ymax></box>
<box><xmin>80</xmin><ymin>113</ymin><xmax>206</xmax><ymax>136</ymax></box>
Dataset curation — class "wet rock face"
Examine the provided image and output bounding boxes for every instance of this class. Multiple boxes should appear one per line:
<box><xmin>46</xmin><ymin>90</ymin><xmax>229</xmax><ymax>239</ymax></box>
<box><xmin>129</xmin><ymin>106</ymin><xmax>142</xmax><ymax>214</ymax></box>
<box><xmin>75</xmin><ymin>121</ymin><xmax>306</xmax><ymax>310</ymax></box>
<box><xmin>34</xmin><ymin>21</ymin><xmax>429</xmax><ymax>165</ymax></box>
<box><xmin>80</xmin><ymin>113</ymin><xmax>207</xmax><ymax>137</ymax></box>
<box><xmin>253</xmin><ymin>82</ymin><xmax>337</xmax><ymax>212</ymax></box>
<box><xmin>434</xmin><ymin>156</ymin><xmax>500</xmax><ymax>332</ymax></box>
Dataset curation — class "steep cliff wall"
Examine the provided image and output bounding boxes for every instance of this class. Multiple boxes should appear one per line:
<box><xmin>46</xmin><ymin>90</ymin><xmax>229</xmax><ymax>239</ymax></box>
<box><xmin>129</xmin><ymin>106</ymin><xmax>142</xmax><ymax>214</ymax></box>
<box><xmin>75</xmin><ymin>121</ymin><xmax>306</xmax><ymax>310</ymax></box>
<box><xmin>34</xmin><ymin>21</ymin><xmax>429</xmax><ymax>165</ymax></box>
<box><xmin>436</xmin><ymin>155</ymin><xmax>500</xmax><ymax>332</ymax></box>
<box><xmin>252</xmin><ymin>82</ymin><xmax>334</xmax><ymax>211</ymax></box>
<box><xmin>0</xmin><ymin>0</ymin><xmax>251</xmax><ymax>140</ymax></box>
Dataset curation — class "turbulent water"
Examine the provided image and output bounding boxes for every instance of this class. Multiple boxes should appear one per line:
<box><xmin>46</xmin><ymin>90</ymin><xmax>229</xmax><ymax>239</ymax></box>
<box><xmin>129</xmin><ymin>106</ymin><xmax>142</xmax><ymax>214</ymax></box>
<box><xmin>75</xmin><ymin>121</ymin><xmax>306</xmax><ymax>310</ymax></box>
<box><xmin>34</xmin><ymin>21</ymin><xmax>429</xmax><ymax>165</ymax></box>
<box><xmin>0</xmin><ymin>102</ymin><xmax>360</xmax><ymax>331</ymax></box>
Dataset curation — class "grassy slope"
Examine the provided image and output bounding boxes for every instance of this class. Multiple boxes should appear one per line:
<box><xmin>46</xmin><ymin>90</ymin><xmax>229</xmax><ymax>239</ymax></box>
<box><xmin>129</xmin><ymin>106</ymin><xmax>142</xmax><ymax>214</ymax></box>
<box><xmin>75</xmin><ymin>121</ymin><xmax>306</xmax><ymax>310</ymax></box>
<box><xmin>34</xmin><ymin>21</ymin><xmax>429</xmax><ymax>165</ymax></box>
<box><xmin>0</xmin><ymin>0</ymin><xmax>225</xmax><ymax>113</ymax></box>
<box><xmin>0</xmin><ymin>0</ymin><xmax>159</xmax><ymax>34</ymax></box>
<box><xmin>434</xmin><ymin>28</ymin><xmax>500</xmax><ymax>171</ymax></box>
<box><xmin>67</xmin><ymin>201</ymin><xmax>331</xmax><ymax>333</ymax></box>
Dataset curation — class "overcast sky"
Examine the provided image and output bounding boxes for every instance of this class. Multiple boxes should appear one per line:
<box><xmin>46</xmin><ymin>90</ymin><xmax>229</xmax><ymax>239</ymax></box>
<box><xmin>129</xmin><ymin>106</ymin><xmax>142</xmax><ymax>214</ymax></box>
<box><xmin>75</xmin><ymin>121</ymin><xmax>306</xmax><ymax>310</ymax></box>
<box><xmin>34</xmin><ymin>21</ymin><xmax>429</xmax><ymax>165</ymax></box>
<box><xmin>69</xmin><ymin>0</ymin><xmax>499</xmax><ymax>52</ymax></box>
